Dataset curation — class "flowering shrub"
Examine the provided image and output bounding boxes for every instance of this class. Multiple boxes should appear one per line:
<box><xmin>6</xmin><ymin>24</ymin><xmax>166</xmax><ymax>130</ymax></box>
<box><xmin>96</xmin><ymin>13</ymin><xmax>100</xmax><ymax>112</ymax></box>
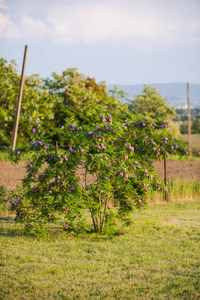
<box><xmin>9</xmin><ymin>115</ymin><xmax>189</xmax><ymax>236</ymax></box>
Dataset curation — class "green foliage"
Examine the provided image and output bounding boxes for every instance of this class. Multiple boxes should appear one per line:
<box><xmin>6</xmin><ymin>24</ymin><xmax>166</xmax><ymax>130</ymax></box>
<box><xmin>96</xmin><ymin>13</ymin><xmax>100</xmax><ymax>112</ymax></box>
<box><xmin>0</xmin><ymin>59</ymin><xmax>131</xmax><ymax>148</ymax></box>
<box><xmin>44</xmin><ymin>68</ymin><xmax>131</xmax><ymax>145</ymax></box>
<box><xmin>128</xmin><ymin>85</ymin><xmax>175</xmax><ymax>120</ymax></box>
<box><xmin>0</xmin><ymin>185</ymin><xmax>9</xmax><ymax>216</ymax></box>
<box><xmin>0</xmin><ymin>58</ymin><xmax>58</xmax><ymax>147</ymax></box>
<box><xmin>191</xmin><ymin>118</ymin><xmax>200</xmax><ymax>133</ymax></box>
<box><xmin>0</xmin><ymin>185</ymin><xmax>7</xmax><ymax>204</ymax></box>
<box><xmin>8</xmin><ymin>115</ymin><xmax>189</xmax><ymax>236</ymax></box>
<box><xmin>180</xmin><ymin>121</ymin><xmax>188</xmax><ymax>134</ymax></box>
<box><xmin>180</xmin><ymin>119</ymin><xmax>200</xmax><ymax>134</ymax></box>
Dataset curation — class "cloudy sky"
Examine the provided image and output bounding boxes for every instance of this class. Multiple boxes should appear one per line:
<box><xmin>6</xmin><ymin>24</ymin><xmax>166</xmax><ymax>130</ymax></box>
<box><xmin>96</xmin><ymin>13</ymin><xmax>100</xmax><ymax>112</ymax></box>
<box><xmin>0</xmin><ymin>0</ymin><xmax>200</xmax><ymax>84</ymax></box>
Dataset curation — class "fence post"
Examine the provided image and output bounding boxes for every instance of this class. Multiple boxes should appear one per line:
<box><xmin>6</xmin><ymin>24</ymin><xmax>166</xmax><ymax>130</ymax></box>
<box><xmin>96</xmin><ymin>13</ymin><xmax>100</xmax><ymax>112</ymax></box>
<box><xmin>11</xmin><ymin>45</ymin><xmax>28</xmax><ymax>150</ymax></box>
<box><xmin>187</xmin><ymin>82</ymin><xmax>191</xmax><ymax>152</ymax></box>
<box><xmin>55</xmin><ymin>141</ymin><xmax>58</xmax><ymax>156</ymax></box>
<box><xmin>164</xmin><ymin>154</ymin><xmax>168</xmax><ymax>202</ymax></box>
<box><xmin>54</xmin><ymin>141</ymin><xmax>58</xmax><ymax>203</ymax></box>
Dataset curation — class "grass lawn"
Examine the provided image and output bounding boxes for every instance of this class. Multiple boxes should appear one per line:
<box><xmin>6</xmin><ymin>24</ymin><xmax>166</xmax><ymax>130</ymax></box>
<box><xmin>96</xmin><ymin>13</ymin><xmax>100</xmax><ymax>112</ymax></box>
<box><xmin>0</xmin><ymin>200</ymin><xmax>200</xmax><ymax>299</ymax></box>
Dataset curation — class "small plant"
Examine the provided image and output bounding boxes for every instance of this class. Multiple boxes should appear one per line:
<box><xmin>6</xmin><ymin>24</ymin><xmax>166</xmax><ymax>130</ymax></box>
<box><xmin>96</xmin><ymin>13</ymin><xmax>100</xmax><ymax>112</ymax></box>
<box><xmin>8</xmin><ymin>115</ymin><xmax>189</xmax><ymax>236</ymax></box>
<box><xmin>0</xmin><ymin>185</ymin><xmax>8</xmax><ymax>216</ymax></box>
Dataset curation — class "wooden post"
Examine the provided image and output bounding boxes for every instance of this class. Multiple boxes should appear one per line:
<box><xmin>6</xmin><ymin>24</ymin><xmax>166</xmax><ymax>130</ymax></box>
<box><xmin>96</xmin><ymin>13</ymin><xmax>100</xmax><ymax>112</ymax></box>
<box><xmin>55</xmin><ymin>141</ymin><xmax>58</xmax><ymax>182</ymax></box>
<box><xmin>55</xmin><ymin>141</ymin><xmax>58</xmax><ymax>156</ymax></box>
<box><xmin>187</xmin><ymin>82</ymin><xmax>191</xmax><ymax>151</ymax></box>
<box><xmin>164</xmin><ymin>155</ymin><xmax>168</xmax><ymax>202</ymax></box>
<box><xmin>55</xmin><ymin>141</ymin><xmax>58</xmax><ymax>202</ymax></box>
<box><xmin>11</xmin><ymin>45</ymin><xmax>28</xmax><ymax>150</ymax></box>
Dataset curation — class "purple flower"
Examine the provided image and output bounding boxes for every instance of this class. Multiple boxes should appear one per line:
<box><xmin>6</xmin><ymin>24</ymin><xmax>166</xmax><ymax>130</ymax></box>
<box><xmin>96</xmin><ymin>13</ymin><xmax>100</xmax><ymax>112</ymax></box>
<box><xmin>105</xmin><ymin>157</ymin><xmax>108</xmax><ymax>160</ymax></box>
<box><xmin>17</xmin><ymin>151</ymin><xmax>21</xmax><ymax>155</ymax></box>
<box><xmin>104</xmin><ymin>177</ymin><xmax>108</xmax><ymax>180</ymax></box>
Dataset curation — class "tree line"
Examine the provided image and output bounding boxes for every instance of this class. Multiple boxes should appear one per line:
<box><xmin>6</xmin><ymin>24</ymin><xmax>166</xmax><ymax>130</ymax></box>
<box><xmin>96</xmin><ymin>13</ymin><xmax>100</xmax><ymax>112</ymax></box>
<box><xmin>0</xmin><ymin>58</ymin><xmax>176</xmax><ymax>148</ymax></box>
<box><xmin>174</xmin><ymin>108</ymin><xmax>200</xmax><ymax>134</ymax></box>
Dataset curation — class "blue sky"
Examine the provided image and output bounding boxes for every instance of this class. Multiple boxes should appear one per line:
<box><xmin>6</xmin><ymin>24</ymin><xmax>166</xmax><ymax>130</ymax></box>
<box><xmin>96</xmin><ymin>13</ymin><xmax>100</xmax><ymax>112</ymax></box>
<box><xmin>0</xmin><ymin>0</ymin><xmax>200</xmax><ymax>85</ymax></box>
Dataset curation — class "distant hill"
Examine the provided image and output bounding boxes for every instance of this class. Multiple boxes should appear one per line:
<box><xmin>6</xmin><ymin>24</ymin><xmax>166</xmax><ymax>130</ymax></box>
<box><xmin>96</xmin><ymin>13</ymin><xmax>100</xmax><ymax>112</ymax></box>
<box><xmin>107</xmin><ymin>83</ymin><xmax>200</xmax><ymax>108</ymax></box>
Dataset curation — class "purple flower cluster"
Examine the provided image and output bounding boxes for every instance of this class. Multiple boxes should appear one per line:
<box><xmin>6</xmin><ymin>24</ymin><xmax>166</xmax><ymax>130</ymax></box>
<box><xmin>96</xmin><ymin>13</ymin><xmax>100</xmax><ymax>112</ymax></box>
<box><xmin>9</xmin><ymin>198</ymin><xmax>21</xmax><ymax>210</ymax></box>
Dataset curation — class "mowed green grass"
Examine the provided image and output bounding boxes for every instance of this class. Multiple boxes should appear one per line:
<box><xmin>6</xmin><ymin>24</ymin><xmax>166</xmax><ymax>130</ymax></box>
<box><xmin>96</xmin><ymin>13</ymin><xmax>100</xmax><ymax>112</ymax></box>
<box><xmin>0</xmin><ymin>200</ymin><xmax>200</xmax><ymax>299</ymax></box>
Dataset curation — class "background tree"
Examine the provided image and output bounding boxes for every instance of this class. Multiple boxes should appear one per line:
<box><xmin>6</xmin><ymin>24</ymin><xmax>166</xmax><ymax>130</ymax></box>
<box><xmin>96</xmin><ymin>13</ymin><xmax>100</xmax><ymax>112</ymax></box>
<box><xmin>0</xmin><ymin>60</ymin><xmax>131</xmax><ymax>148</ymax></box>
<box><xmin>44</xmin><ymin>68</ymin><xmax>132</xmax><ymax>145</ymax></box>
<box><xmin>191</xmin><ymin>118</ymin><xmax>200</xmax><ymax>134</ymax></box>
<box><xmin>0</xmin><ymin>59</ymin><xmax>58</xmax><ymax>147</ymax></box>
<box><xmin>128</xmin><ymin>85</ymin><xmax>175</xmax><ymax>120</ymax></box>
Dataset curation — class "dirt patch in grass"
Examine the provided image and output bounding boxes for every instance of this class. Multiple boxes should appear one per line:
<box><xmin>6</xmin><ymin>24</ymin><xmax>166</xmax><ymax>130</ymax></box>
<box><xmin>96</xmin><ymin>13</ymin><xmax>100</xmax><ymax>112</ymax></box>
<box><xmin>154</xmin><ymin>160</ymin><xmax>200</xmax><ymax>181</ymax></box>
<box><xmin>0</xmin><ymin>160</ymin><xmax>199</xmax><ymax>191</ymax></box>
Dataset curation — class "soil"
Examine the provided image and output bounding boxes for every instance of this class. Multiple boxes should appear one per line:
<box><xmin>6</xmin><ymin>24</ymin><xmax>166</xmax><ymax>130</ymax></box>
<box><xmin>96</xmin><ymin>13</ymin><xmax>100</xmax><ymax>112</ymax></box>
<box><xmin>0</xmin><ymin>160</ymin><xmax>199</xmax><ymax>191</ymax></box>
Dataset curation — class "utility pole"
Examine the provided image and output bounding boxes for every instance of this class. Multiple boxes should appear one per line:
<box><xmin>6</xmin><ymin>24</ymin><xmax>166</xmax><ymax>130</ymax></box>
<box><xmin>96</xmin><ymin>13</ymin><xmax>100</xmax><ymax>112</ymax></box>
<box><xmin>11</xmin><ymin>45</ymin><xmax>28</xmax><ymax>150</ymax></box>
<box><xmin>187</xmin><ymin>82</ymin><xmax>191</xmax><ymax>151</ymax></box>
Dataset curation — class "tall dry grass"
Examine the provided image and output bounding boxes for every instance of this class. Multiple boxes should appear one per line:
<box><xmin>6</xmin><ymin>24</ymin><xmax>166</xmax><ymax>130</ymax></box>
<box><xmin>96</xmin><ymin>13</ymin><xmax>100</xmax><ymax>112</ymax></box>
<box><xmin>147</xmin><ymin>178</ymin><xmax>200</xmax><ymax>203</ymax></box>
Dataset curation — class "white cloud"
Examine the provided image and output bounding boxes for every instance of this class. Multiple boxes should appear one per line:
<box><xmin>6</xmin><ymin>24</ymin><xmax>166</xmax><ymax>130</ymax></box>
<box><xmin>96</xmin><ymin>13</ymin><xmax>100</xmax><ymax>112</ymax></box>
<box><xmin>0</xmin><ymin>13</ymin><xmax>49</xmax><ymax>40</ymax></box>
<box><xmin>0</xmin><ymin>0</ymin><xmax>200</xmax><ymax>49</ymax></box>
<box><xmin>0</xmin><ymin>12</ymin><xmax>19</xmax><ymax>39</ymax></box>
<box><xmin>20</xmin><ymin>15</ymin><xmax>49</xmax><ymax>38</ymax></box>
<box><xmin>45</xmin><ymin>0</ymin><xmax>200</xmax><ymax>50</ymax></box>
<box><xmin>0</xmin><ymin>0</ymin><xmax>7</xmax><ymax>10</ymax></box>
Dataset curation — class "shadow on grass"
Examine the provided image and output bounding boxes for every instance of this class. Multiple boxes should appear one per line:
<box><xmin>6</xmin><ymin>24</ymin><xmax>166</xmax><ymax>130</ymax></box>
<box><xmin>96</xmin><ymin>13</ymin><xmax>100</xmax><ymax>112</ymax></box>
<box><xmin>0</xmin><ymin>217</ymin><xmax>126</xmax><ymax>241</ymax></box>
<box><xmin>0</xmin><ymin>220</ymin><xmax>24</xmax><ymax>237</ymax></box>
